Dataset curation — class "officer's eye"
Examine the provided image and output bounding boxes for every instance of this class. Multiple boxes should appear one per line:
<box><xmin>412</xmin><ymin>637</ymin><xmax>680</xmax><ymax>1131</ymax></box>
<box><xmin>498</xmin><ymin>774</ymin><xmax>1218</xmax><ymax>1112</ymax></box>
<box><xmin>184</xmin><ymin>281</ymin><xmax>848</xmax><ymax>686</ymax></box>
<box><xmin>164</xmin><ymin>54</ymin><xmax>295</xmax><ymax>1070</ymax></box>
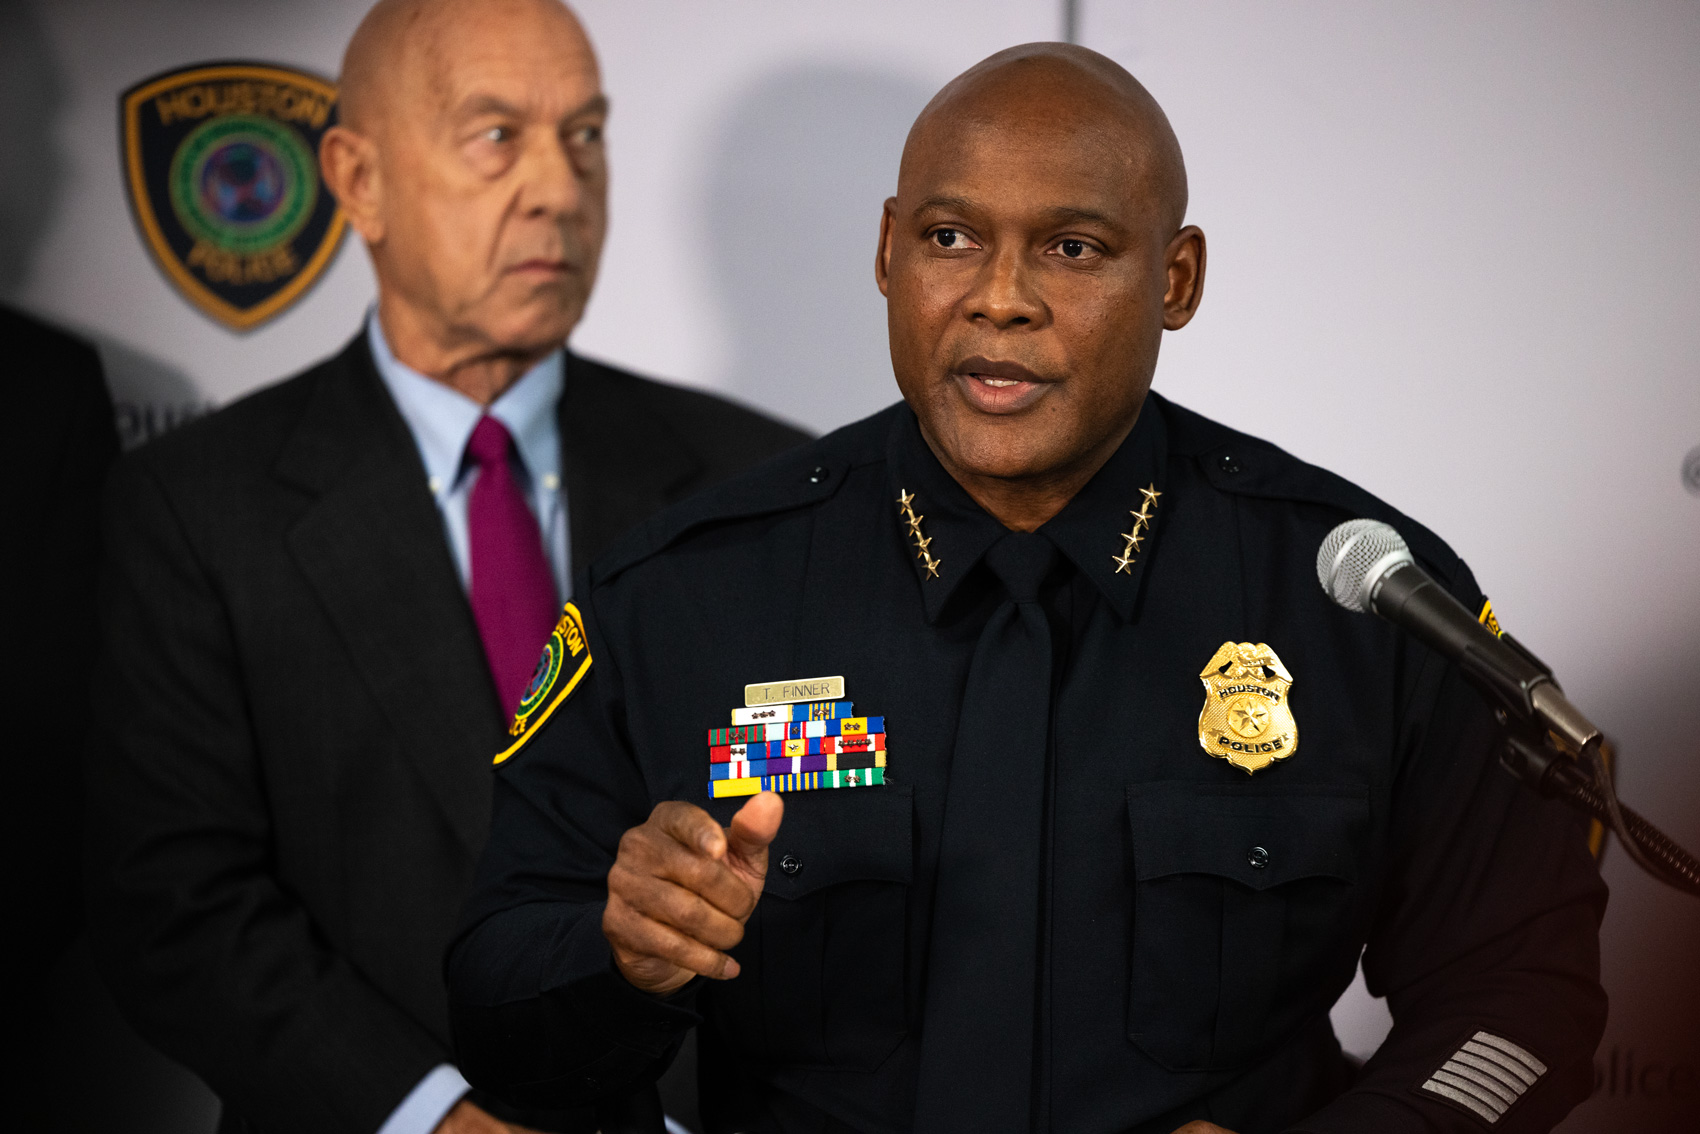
<box><xmin>571</xmin><ymin>124</ymin><xmax>602</xmax><ymax>146</ymax></box>
<box><xmin>482</xmin><ymin>125</ymin><xmax>514</xmax><ymax>144</ymax></box>
<box><xmin>1052</xmin><ymin>238</ymin><xmax>1099</xmax><ymax>261</ymax></box>
<box><xmin>931</xmin><ymin>228</ymin><xmax>979</xmax><ymax>250</ymax></box>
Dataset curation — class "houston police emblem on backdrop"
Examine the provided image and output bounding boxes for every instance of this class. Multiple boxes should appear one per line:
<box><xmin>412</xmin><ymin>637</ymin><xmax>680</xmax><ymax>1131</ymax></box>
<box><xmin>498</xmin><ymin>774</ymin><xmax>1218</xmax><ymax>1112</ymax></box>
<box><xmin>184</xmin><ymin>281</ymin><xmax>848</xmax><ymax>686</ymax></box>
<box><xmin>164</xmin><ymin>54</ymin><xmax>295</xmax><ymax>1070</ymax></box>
<box><xmin>121</xmin><ymin>62</ymin><xmax>346</xmax><ymax>330</ymax></box>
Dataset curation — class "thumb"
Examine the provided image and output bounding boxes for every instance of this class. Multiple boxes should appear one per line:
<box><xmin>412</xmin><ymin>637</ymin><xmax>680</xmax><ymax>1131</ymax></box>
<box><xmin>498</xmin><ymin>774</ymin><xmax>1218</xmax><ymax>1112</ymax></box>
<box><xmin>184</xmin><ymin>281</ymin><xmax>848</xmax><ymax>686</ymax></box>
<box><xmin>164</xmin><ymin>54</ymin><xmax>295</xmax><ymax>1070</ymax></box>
<box><xmin>726</xmin><ymin>791</ymin><xmax>784</xmax><ymax>884</ymax></box>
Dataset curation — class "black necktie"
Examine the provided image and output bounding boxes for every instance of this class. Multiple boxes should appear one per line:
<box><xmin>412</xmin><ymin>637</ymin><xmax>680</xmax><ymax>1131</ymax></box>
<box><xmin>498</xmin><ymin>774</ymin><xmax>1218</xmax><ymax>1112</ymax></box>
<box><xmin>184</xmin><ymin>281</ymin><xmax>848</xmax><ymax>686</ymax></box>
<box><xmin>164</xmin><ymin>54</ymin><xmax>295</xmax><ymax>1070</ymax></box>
<box><xmin>915</xmin><ymin>531</ymin><xmax>1058</xmax><ymax>1133</ymax></box>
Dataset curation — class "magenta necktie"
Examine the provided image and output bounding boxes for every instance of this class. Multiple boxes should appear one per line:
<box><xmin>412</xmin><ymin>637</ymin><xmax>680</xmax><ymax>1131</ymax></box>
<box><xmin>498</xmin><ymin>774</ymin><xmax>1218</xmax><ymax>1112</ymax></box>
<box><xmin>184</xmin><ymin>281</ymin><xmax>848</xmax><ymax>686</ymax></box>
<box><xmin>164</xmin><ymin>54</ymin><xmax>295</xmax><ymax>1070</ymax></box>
<box><xmin>465</xmin><ymin>415</ymin><xmax>558</xmax><ymax>718</ymax></box>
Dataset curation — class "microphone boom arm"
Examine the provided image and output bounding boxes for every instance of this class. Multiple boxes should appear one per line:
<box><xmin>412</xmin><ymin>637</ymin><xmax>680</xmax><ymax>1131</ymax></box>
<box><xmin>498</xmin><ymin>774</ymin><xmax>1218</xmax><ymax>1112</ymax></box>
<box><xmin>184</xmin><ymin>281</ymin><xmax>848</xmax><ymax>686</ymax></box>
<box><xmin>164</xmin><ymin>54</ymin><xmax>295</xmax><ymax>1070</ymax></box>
<box><xmin>1497</xmin><ymin>718</ymin><xmax>1700</xmax><ymax>896</ymax></box>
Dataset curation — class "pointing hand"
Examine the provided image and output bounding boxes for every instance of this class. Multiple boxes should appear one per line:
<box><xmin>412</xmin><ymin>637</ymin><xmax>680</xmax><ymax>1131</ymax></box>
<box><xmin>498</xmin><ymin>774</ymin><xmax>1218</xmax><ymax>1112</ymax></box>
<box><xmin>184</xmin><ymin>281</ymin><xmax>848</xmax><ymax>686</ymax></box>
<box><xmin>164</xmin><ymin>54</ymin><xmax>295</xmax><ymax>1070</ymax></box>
<box><xmin>603</xmin><ymin>792</ymin><xmax>784</xmax><ymax>995</ymax></box>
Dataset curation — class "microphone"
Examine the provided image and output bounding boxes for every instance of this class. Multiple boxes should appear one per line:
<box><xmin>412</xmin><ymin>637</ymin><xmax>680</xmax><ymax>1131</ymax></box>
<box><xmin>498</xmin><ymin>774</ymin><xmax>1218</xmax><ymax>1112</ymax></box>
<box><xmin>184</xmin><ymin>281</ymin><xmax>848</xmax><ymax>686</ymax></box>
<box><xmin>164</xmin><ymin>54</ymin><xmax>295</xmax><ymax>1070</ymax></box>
<box><xmin>1315</xmin><ymin>519</ymin><xmax>1602</xmax><ymax>757</ymax></box>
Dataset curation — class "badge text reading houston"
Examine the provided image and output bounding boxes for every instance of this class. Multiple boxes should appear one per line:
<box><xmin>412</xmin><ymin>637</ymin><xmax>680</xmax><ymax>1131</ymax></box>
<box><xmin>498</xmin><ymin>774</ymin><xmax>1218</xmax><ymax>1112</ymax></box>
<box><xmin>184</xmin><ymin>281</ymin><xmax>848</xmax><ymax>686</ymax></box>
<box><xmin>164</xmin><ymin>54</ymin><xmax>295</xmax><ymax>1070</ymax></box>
<box><xmin>155</xmin><ymin>82</ymin><xmax>333</xmax><ymax>129</ymax></box>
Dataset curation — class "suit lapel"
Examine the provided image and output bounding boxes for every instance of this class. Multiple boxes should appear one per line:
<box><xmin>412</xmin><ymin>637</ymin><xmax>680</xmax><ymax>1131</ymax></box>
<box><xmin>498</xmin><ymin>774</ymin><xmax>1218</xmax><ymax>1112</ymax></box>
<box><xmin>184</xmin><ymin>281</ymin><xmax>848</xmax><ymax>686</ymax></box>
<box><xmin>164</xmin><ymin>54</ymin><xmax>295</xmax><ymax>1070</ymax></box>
<box><xmin>559</xmin><ymin>353</ymin><xmax>701</xmax><ymax>573</ymax></box>
<box><xmin>276</xmin><ymin>335</ymin><xmax>503</xmax><ymax>855</ymax></box>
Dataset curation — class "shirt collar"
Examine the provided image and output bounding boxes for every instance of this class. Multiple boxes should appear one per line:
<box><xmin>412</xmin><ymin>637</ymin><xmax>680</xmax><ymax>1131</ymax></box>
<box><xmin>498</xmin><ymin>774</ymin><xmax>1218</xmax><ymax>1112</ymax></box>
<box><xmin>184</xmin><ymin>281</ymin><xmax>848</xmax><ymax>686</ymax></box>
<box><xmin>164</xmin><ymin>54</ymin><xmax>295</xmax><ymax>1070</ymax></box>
<box><xmin>885</xmin><ymin>398</ymin><xmax>1168</xmax><ymax>624</ymax></box>
<box><xmin>367</xmin><ymin>309</ymin><xmax>563</xmax><ymax>497</ymax></box>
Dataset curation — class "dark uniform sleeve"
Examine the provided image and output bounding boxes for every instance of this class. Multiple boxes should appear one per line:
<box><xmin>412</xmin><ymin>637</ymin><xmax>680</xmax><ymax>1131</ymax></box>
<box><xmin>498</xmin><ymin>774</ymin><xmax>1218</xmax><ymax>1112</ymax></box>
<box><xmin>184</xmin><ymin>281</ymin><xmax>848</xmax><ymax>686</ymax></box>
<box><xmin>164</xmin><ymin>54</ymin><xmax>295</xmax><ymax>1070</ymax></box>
<box><xmin>1288</xmin><ymin>562</ymin><xmax>1607</xmax><ymax>1133</ymax></box>
<box><xmin>86</xmin><ymin>463</ymin><xmax>450</xmax><ymax>1133</ymax></box>
<box><xmin>447</xmin><ymin>596</ymin><xmax>698</xmax><ymax>1110</ymax></box>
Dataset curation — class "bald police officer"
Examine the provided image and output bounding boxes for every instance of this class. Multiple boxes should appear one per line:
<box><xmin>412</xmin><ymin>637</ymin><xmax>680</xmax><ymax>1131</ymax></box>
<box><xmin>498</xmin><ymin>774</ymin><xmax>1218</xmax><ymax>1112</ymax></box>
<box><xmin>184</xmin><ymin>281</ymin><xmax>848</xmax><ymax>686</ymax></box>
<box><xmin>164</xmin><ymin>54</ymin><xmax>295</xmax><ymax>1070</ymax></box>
<box><xmin>446</xmin><ymin>45</ymin><xmax>1605</xmax><ymax>1134</ymax></box>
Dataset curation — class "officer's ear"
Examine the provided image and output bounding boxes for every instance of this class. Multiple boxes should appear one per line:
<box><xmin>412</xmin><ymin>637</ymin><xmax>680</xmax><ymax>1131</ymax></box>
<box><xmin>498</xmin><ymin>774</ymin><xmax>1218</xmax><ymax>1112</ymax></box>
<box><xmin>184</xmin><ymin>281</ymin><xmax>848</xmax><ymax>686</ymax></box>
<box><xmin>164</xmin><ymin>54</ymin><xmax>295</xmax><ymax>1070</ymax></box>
<box><xmin>320</xmin><ymin>125</ymin><xmax>386</xmax><ymax>246</ymax></box>
<box><xmin>1161</xmin><ymin>224</ymin><xmax>1207</xmax><ymax>331</ymax></box>
<box><xmin>875</xmin><ymin>197</ymin><xmax>898</xmax><ymax>298</ymax></box>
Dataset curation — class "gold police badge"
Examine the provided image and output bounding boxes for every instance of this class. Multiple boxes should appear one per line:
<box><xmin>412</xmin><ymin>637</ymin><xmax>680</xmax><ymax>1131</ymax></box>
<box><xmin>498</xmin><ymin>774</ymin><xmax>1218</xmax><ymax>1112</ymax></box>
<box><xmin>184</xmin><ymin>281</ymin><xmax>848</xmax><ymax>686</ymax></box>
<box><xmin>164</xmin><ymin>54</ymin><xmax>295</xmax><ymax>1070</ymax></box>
<box><xmin>1197</xmin><ymin>642</ymin><xmax>1298</xmax><ymax>774</ymax></box>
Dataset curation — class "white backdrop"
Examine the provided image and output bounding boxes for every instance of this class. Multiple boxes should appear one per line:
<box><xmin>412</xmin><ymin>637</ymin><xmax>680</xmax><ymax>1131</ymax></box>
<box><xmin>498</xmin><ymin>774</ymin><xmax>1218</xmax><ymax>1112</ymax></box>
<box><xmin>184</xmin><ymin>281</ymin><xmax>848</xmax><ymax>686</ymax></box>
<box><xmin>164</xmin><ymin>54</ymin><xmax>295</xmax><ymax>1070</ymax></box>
<box><xmin>3</xmin><ymin>1</ymin><xmax>1696</xmax><ymax>1131</ymax></box>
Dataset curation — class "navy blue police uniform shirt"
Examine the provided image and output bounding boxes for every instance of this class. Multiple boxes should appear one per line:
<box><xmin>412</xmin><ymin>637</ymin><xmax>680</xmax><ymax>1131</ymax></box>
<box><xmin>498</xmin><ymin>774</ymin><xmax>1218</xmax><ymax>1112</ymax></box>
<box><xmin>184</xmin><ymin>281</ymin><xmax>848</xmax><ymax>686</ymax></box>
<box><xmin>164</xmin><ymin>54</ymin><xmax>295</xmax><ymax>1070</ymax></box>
<box><xmin>446</xmin><ymin>393</ymin><xmax>1606</xmax><ymax>1134</ymax></box>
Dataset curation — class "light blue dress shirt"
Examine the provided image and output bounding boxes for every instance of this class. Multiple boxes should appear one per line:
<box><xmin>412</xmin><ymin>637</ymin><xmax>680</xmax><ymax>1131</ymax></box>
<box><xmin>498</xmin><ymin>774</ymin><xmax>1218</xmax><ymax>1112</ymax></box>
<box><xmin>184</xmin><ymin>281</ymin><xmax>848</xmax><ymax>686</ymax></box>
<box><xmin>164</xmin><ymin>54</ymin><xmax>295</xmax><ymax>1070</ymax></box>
<box><xmin>369</xmin><ymin>310</ymin><xmax>571</xmax><ymax>603</ymax></box>
<box><xmin>366</xmin><ymin>310</ymin><xmax>571</xmax><ymax>1134</ymax></box>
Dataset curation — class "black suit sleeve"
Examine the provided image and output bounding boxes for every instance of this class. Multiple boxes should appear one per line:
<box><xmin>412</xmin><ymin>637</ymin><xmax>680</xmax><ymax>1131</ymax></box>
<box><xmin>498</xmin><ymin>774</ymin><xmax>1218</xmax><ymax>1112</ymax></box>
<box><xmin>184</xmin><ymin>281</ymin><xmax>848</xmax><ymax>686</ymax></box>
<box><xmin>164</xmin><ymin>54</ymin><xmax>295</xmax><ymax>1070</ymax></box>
<box><xmin>1288</xmin><ymin>568</ymin><xmax>1607</xmax><ymax>1133</ymax></box>
<box><xmin>447</xmin><ymin>601</ymin><xmax>699</xmax><ymax>1110</ymax></box>
<box><xmin>86</xmin><ymin>460</ymin><xmax>450</xmax><ymax>1134</ymax></box>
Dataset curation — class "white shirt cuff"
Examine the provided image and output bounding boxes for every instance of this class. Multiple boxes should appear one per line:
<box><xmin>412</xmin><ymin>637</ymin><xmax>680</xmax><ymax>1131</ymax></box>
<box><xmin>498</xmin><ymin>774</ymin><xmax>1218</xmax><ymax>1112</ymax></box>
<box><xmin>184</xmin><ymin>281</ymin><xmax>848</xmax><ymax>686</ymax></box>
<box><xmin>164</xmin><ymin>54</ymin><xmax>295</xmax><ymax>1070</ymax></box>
<box><xmin>376</xmin><ymin>1063</ymin><xmax>471</xmax><ymax>1134</ymax></box>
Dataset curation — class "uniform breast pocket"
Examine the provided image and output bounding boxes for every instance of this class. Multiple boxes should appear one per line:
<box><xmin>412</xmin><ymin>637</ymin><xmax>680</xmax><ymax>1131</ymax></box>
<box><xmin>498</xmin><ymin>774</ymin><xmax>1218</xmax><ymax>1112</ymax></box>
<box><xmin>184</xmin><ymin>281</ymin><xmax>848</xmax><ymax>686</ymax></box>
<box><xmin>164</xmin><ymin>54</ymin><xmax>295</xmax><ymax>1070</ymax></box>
<box><xmin>712</xmin><ymin>786</ymin><xmax>914</xmax><ymax>1072</ymax></box>
<box><xmin>1125</xmin><ymin>781</ymin><xmax>1368</xmax><ymax>1072</ymax></box>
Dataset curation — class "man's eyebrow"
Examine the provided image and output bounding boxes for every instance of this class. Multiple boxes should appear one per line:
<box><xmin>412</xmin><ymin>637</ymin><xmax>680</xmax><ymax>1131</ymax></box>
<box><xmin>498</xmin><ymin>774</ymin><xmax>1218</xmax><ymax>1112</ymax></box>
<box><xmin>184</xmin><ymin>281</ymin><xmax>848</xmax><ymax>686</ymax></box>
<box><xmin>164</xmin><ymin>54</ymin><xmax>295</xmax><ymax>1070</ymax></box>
<box><xmin>455</xmin><ymin>93</ymin><xmax>524</xmax><ymax>120</ymax></box>
<box><xmin>914</xmin><ymin>195</ymin><xmax>975</xmax><ymax>215</ymax></box>
<box><xmin>912</xmin><ymin>196</ymin><xmax>1127</xmax><ymax>232</ymax></box>
<box><xmin>1038</xmin><ymin>205</ymin><xmax>1124</xmax><ymax>230</ymax></box>
<box><xmin>567</xmin><ymin>93</ymin><xmax>610</xmax><ymax>121</ymax></box>
<box><xmin>453</xmin><ymin>92</ymin><xmax>609</xmax><ymax>122</ymax></box>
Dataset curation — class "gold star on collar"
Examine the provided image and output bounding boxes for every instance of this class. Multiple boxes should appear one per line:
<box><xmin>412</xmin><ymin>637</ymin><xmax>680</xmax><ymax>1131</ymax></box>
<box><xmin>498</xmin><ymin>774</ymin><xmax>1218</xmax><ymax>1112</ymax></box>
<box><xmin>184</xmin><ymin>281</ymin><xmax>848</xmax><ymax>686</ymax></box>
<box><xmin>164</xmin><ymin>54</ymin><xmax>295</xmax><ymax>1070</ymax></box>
<box><xmin>1112</xmin><ymin>484</ymin><xmax>1161</xmax><ymax>577</ymax></box>
<box><xmin>897</xmin><ymin>489</ymin><xmax>941</xmax><ymax>581</ymax></box>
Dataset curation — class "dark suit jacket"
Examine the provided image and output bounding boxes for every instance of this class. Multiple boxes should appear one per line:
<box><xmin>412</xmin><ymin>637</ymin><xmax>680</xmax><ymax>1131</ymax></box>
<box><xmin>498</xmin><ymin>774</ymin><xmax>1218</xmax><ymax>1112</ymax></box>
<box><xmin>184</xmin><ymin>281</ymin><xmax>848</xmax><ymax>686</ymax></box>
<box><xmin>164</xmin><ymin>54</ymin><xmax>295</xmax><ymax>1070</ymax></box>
<box><xmin>85</xmin><ymin>333</ymin><xmax>807</xmax><ymax>1133</ymax></box>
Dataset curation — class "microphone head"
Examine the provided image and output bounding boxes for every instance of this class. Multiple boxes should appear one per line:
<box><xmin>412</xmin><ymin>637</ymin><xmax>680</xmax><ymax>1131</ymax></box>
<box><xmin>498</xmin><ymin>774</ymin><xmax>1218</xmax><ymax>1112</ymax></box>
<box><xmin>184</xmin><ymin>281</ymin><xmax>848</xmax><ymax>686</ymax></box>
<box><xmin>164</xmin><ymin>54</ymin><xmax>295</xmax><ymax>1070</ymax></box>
<box><xmin>1317</xmin><ymin>519</ymin><xmax>1414</xmax><ymax>613</ymax></box>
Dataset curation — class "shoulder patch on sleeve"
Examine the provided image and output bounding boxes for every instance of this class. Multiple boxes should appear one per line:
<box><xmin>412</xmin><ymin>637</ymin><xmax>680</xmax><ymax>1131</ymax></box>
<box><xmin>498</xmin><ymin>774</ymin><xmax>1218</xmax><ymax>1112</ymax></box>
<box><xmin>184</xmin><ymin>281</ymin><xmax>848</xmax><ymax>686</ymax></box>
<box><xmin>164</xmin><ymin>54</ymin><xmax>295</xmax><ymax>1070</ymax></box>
<box><xmin>494</xmin><ymin>602</ymin><xmax>592</xmax><ymax>766</ymax></box>
<box><xmin>1478</xmin><ymin>598</ymin><xmax>1503</xmax><ymax>637</ymax></box>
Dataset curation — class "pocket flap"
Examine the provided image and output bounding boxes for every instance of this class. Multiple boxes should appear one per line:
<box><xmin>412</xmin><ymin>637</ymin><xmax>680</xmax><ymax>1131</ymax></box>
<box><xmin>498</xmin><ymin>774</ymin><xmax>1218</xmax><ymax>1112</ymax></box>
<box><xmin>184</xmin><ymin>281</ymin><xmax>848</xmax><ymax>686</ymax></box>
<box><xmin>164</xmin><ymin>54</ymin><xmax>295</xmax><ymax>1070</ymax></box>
<box><xmin>710</xmin><ymin>786</ymin><xmax>912</xmax><ymax>900</ymax></box>
<box><xmin>1126</xmin><ymin>781</ymin><xmax>1368</xmax><ymax>890</ymax></box>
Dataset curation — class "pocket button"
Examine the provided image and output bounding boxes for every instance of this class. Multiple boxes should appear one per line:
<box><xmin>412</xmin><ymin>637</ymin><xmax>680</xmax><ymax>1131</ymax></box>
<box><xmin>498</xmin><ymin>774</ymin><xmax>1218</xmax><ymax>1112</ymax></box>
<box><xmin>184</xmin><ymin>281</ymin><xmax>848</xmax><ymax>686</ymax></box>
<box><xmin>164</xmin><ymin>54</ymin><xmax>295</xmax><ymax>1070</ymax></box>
<box><xmin>1247</xmin><ymin>845</ymin><xmax>1270</xmax><ymax>869</ymax></box>
<box><xmin>779</xmin><ymin>853</ymin><xmax>803</xmax><ymax>876</ymax></box>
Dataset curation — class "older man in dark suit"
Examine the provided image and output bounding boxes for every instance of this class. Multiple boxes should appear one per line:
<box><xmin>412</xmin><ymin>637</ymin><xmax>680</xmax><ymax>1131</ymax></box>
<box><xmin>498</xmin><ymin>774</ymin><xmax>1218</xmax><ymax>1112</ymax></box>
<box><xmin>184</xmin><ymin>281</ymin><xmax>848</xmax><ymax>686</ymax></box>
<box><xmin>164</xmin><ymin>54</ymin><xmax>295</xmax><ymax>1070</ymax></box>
<box><xmin>84</xmin><ymin>3</ymin><xmax>805</xmax><ymax>1133</ymax></box>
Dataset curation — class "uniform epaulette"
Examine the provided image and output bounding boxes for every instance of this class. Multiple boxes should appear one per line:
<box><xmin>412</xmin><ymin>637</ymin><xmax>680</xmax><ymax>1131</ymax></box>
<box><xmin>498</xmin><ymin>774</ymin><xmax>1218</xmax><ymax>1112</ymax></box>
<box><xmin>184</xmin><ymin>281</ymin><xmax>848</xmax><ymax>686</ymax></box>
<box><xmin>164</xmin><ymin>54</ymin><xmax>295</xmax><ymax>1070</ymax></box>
<box><xmin>588</xmin><ymin>406</ymin><xmax>901</xmax><ymax>589</ymax></box>
<box><xmin>1157</xmin><ymin>392</ymin><xmax>1465</xmax><ymax>586</ymax></box>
